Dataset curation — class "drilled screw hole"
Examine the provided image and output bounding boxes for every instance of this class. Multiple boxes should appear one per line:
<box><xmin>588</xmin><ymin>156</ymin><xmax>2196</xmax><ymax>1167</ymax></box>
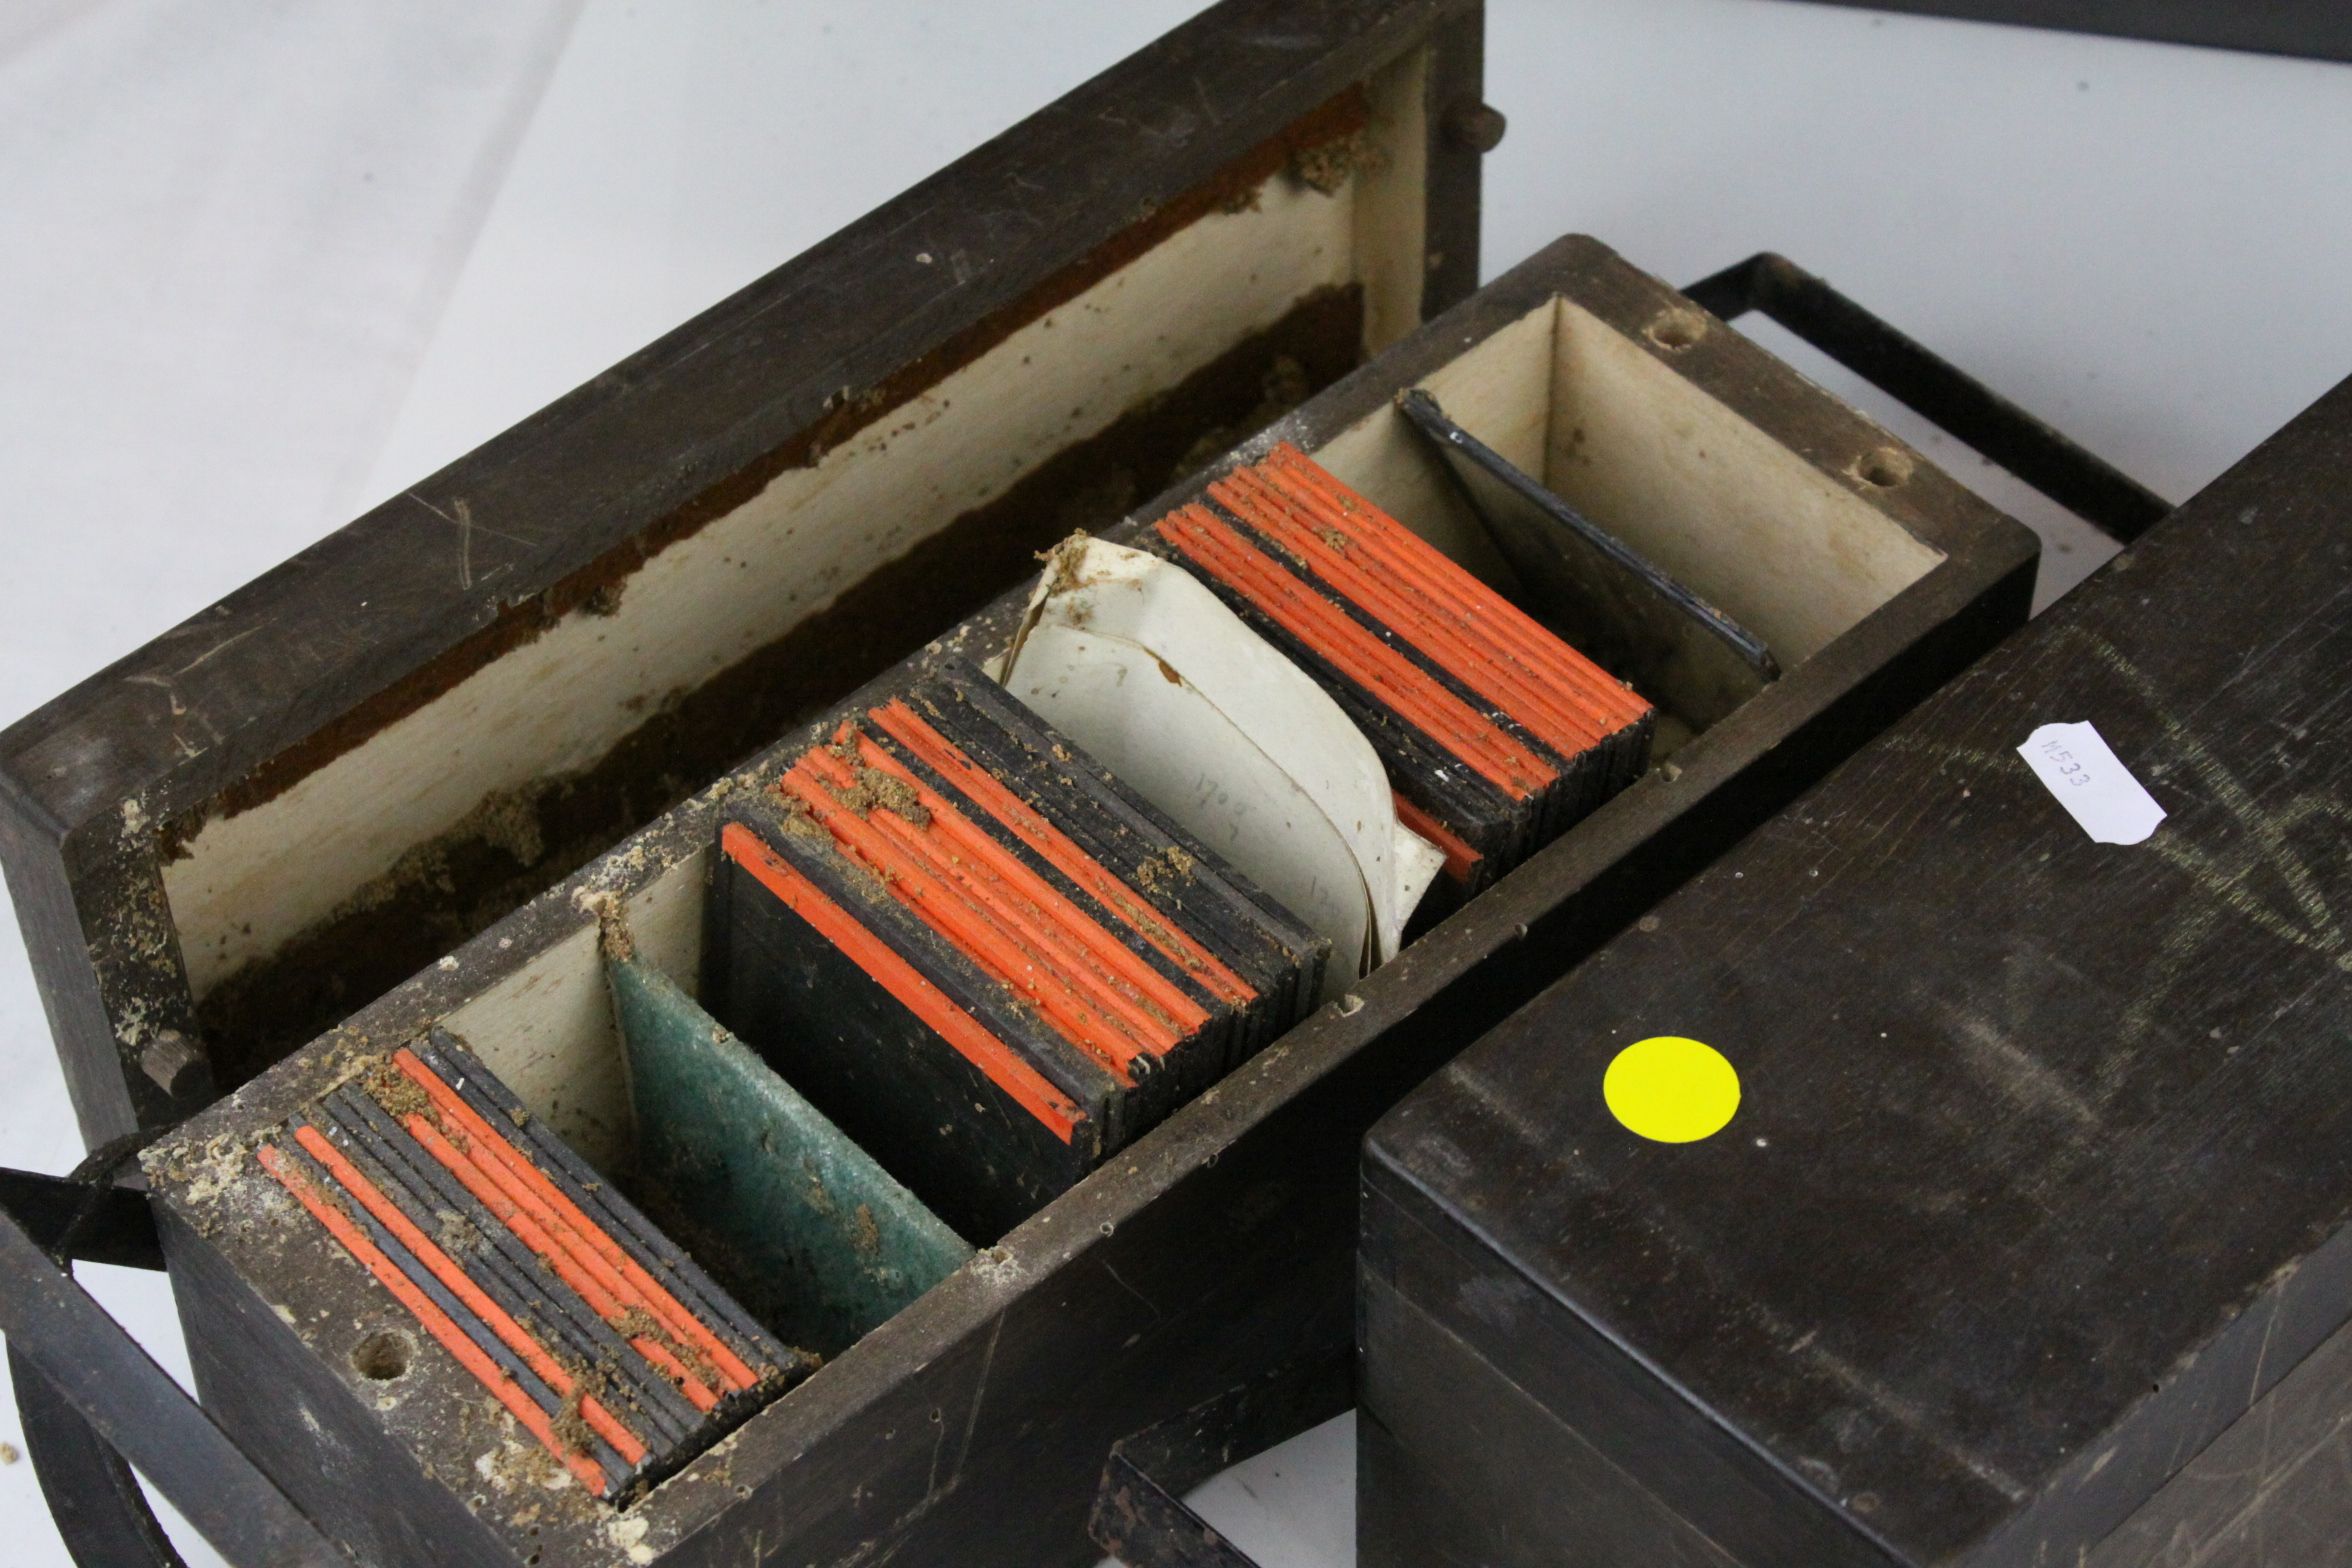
<box><xmin>1855</xmin><ymin>446</ymin><xmax>1914</xmax><ymax>489</ymax></box>
<box><xmin>1647</xmin><ymin>309</ymin><xmax>1706</xmax><ymax>351</ymax></box>
<box><xmin>352</xmin><ymin>1330</ymin><xmax>413</xmax><ymax>1381</ymax></box>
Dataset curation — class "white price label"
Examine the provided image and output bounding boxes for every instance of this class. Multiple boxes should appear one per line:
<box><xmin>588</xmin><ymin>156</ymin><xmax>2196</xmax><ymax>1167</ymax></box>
<box><xmin>2017</xmin><ymin>721</ymin><xmax>2165</xmax><ymax>846</ymax></box>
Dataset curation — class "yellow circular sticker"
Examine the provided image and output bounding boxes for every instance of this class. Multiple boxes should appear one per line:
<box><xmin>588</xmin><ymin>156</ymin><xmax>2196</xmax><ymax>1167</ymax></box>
<box><xmin>1603</xmin><ymin>1036</ymin><xmax>1740</xmax><ymax>1143</ymax></box>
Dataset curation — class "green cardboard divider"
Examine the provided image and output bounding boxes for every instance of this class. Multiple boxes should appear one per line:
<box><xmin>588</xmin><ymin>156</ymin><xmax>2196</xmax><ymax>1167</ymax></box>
<box><xmin>606</xmin><ymin>955</ymin><xmax>972</xmax><ymax>1359</ymax></box>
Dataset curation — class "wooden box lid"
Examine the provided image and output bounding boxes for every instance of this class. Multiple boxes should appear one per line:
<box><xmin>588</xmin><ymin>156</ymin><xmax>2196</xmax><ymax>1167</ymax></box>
<box><xmin>0</xmin><ymin>0</ymin><xmax>1488</xmax><ymax>1148</ymax></box>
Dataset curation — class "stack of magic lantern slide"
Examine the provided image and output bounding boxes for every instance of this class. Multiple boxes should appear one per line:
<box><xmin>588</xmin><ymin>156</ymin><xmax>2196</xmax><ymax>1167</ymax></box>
<box><xmin>255</xmin><ymin>1034</ymin><xmax>805</xmax><ymax>1500</ymax></box>
<box><xmin>1150</xmin><ymin>443</ymin><xmax>1656</xmax><ymax>899</ymax></box>
<box><xmin>708</xmin><ymin>449</ymin><xmax>1664</xmax><ymax>1245</ymax></box>
<box><xmin>236</xmin><ymin>439</ymin><xmax>1698</xmax><ymax>1511</ymax></box>
<box><xmin>707</xmin><ymin>660</ymin><xmax>1327</xmax><ymax>1243</ymax></box>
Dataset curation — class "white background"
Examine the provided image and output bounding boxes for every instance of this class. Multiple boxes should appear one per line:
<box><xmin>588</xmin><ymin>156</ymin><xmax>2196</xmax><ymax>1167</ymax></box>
<box><xmin>2</xmin><ymin>4</ymin><xmax>2347</xmax><ymax>1564</ymax></box>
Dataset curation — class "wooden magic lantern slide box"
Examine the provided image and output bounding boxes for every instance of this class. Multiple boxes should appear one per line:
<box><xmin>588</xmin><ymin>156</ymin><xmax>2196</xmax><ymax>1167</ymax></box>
<box><xmin>144</xmin><ymin>231</ymin><xmax>2034</xmax><ymax>1565</ymax></box>
<box><xmin>5</xmin><ymin>2</ymin><xmax>2038</xmax><ymax>1563</ymax></box>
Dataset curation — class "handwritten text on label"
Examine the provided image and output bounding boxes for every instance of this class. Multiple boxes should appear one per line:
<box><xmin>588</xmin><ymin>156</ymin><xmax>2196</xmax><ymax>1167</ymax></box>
<box><xmin>2017</xmin><ymin>721</ymin><xmax>2165</xmax><ymax>846</ymax></box>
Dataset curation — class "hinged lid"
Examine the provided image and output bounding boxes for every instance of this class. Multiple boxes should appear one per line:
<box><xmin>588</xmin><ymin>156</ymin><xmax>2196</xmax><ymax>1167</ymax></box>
<box><xmin>0</xmin><ymin>0</ymin><xmax>1488</xmax><ymax>1147</ymax></box>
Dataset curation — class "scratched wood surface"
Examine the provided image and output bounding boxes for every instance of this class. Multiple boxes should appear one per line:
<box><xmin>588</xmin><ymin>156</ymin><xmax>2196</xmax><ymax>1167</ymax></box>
<box><xmin>2088</xmin><ymin>1306</ymin><xmax>2352</xmax><ymax>1567</ymax></box>
<box><xmin>1363</xmin><ymin>373</ymin><xmax>2352</xmax><ymax>1567</ymax></box>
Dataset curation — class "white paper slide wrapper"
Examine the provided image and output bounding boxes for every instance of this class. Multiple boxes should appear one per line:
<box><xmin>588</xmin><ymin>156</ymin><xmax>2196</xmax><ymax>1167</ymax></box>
<box><xmin>997</xmin><ymin>538</ymin><xmax>1440</xmax><ymax>996</ymax></box>
<box><xmin>2017</xmin><ymin>720</ymin><xmax>2166</xmax><ymax>846</ymax></box>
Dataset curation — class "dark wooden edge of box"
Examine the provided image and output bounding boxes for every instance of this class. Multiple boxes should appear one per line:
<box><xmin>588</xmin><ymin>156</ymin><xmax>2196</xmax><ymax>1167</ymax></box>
<box><xmin>1789</xmin><ymin>0</ymin><xmax>2352</xmax><ymax>63</ymax></box>
<box><xmin>0</xmin><ymin>0</ymin><xmax>1488</xmax><ymax>1150</ymax></box>
<box><xmin>1357</xmin><ymin>1199</ymin><xmax>1765</xmax><ymax>1568</ymax></box>
<box><xmin>1358</xmin><ymin>1158</ymin><xmax>1912</xmax><ymax>1567</ymax></box>
<box><xmin>146</xmin><ymin>234</ymin><xmax>2040</xmax><ymax>1567</ymax></box>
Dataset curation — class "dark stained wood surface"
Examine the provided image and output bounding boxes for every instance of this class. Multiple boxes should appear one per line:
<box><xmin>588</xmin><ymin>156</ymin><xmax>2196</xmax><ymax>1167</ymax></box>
<box><xmin>2088</xmin><ymin>1307</ymin><xmax>2352</xmax><ymax>1566</ymax></box>
<box><xmin>1366</xmin><ymin>372</ymin><xmax>2352</xmax><ymax>1566</ymax></box>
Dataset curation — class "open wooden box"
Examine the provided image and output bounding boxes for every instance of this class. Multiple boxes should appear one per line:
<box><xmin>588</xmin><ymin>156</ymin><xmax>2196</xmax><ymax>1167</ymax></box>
<box><xmin>144</xmin><ymin>231</ymin><xmax>2036</xmax><ymax>1568</ymax></box>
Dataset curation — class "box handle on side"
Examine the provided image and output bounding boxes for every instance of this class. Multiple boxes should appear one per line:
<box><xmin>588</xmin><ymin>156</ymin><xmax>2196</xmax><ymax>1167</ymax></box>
<box><xmin>0</xmin><ymin>1143</ymin><xmax>342</xmax><ymax>1568</ymax></box>
<box><xmin>1683</xmin><ymin>251</ymin><xmax>2173</xmax><ymax>544</ymax></box>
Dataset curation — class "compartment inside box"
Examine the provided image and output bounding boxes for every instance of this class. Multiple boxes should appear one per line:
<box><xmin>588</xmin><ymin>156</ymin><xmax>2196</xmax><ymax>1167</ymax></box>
<box><xmin>1318</xmin><ymin>295</ymin><xmax>1947</xmax><ymax>746</ymax></box>
<box><xmin>158</xmin><ymin>55</ymin><xmax>1438</xmax><ymax>1089</ymax></box>
<box><xmin>438</xmin><ymin>285</ymin><xmax>1950</xmax><ymax>1269</ymax></box>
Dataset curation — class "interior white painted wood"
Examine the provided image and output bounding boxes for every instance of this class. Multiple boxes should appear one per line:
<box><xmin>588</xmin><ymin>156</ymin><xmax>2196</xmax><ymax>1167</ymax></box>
<box><xmin>1305</xmin><ymin>303</ymin><xmax>1555</xmax><ymax>579</ymax></box>
<box><xmin>626</xmin><ymin>840</ymin><xmax>708</xmax><ymax>992</ymax></box>
<box><xmin>446</xmin><ymin>839</ymin><xmax>709</xmax><ymax>1171</ymax></box>
<box><xmin>1352</xmin><ymin>48</ymin><xmax>1429</xmax><ymax>356</ymax></box>
<box><xmin>162</xmin><ymin>112</ymin><xmax>1427</xmax><ymax>1000</ymax></box>
<box><xmin>439</xmin><ymin>921</ymin><xmax>621</xmax><ymax>1164</ymax></box>
<box><xmin>1544</xmin><ymin>300</ymin><xmax>1945</xmax><ymax>663</ymax></box>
